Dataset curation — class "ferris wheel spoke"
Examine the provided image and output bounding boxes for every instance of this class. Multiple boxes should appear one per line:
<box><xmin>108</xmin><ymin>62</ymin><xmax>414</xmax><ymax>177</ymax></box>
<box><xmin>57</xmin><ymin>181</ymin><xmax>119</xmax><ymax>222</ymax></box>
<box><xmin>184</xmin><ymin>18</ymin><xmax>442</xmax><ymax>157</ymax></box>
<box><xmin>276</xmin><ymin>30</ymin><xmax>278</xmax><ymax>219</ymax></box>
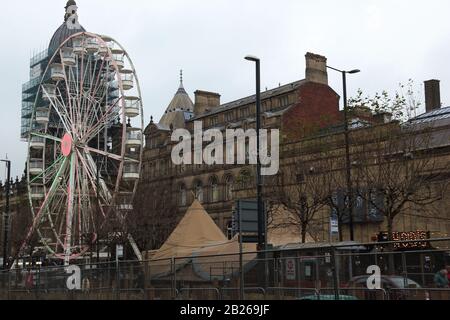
<box><xmin>30</xmin><ymin>132</ymin><xmax>62</xmax><ymax>143</ymax></box>
<box><xmin>75</xmin><ymin>148</ymin><xmax>110</xmax><ymax>210</ymax></box>
<box><xmin>30</xmin><ymin>156</ymin><xmax>64</xmax><ymax>184</ymax></box>
<box><xmin>44</xmin><ymin>87</ymin><xmax>73</xmax><ymax>135</ymax></box>
<box><xmin>68</xmin><ymin>64</ymin><xmax>78</xmax><ymax>110</ymax></box>
<box><xmin>84</xmin><ymin>92</ymin><xmax>114</xmax><ymax>139</ymax></box>
<box><xmin>82</xmin><ymin>98</ymin><xmax>122</xmax><ymax>143</ymax></box>
<box><xmin>85</xmin><ymin>151</ymin><xmax>114</xmax><ymax>203</ymax></box>
<box><xmin>21</xmin><ymin>157</ymin><xmax>69</xmax><ymax>256</ymax></box>
<box><xmin>44</xmin><ymin>182</ymin><xmax>69</xmax><ymax>250</ymax></box>
<box><xmin>64</xmin><ymin>152</ymin><xmax>77</xmax><ymax>264</ymax></box>
<box><xmin>73</xmin><ymin>152</ymin><xmax>99</xmax><ymax>238</ymax></box>
<box><xmin>59</xmin><ymin>51</ymin><xmax>76</xmax><ymax>135</ymax></box>
<box><xmin>68</xmin><ymin>64</ymin><xmax>81</xmax><ymax>128</ymax></box>
<box><xmin>83</xmin><ymin>146</ymin><xmax>139</xmax><ymax>163</ymax></box>
<box><xmin>79</xmin><ymin>56</ymin><xmax>110</xmax><ymax>138</ymax></box>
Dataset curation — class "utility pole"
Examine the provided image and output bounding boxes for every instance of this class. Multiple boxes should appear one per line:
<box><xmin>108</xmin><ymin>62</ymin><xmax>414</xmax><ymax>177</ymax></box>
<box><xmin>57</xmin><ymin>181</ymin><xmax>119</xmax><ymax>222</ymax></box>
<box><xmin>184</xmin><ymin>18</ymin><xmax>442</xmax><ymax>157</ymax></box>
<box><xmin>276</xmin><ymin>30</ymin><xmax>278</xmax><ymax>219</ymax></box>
<box><xmin>245</xmin><ymin>55</ymin><xmax>269</xmax><ymax>290</ymax></box>
<box><xmin>327</xmin><ymin>66</ymin><xmax>360</xmax><ymax>242</ymax></box>
<box><xmin>1</xmin><ymin>160</ymin><xmax>11</xmax><ymax>270</ymax></box>
<box><xmin>245</xmin><ymin>55</ymin><xmax>265</xmax><ymax>250</ymax></box>
<box><xmin>342</xmin><ymin>72</ymin><xmax>355</xmax><ymax>242</ymax></box>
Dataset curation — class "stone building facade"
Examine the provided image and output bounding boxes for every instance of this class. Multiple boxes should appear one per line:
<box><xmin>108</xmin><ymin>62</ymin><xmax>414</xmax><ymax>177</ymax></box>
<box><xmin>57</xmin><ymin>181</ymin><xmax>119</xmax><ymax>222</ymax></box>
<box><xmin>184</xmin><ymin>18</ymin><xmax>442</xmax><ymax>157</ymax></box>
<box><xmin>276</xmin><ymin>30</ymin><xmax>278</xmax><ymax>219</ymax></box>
<box><xmin>140</xmin><ymin>53</ymin><xmax>450</xmax><ymax>247</ymax></box>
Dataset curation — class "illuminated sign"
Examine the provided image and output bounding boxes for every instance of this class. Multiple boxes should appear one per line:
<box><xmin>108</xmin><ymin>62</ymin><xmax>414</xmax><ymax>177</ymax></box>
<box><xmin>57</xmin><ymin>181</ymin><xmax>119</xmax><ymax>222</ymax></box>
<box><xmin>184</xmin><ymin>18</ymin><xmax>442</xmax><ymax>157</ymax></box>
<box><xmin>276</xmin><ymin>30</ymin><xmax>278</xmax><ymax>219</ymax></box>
<box><xmin>378</xmin><ymin>231</ymin><xmax>431</xmax><ymax>250</ymax></box>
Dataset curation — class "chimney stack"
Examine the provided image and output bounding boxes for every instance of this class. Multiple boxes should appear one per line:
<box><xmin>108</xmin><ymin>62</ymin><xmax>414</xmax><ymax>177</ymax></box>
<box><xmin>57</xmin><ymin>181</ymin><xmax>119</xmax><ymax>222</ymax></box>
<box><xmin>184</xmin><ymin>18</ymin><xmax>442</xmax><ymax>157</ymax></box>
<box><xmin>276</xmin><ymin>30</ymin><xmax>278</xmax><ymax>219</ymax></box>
<box><xmin>424</xmin><ymin>79</ymin><xmax>441</xmax><ymax>113</ymax></box>
<box><xmin>305</xmin><ymin>52</ymin><xmax>328</xmax><ymax>85</ymax></box>
<box><xmin>194</xmin><ymin>90</ymin><xmax>221</xmax><ymax>116</ymax></box>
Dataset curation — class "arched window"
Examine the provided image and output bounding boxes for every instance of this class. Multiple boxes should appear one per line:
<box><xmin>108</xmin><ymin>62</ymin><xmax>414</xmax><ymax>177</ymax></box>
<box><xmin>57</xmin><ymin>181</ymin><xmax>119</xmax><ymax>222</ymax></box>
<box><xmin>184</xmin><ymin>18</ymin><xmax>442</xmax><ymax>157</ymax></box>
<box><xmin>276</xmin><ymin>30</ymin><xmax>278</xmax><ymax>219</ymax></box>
<box><xmin>209</xmin><ymin>176</ymin><xmax>219</xmax><ymax>203</ymax></box>
<box><xmin>179</xmin><ymin>184</ymin><xmax>187</xmax><ymax>206</ymax></box>
<box><xmin>194</xmin><ymin>181</ymin><xmax>204</xmax><ymax>203</ymax></box>
<box><xmin>238</xmin><ymin>169</ymin><xmax>253</xmax><ymax>190</ymax></box>
<box><xmin>227</xmin><ymin>221</ymin><xmax>234</xmax><ymax>240</ymax></box>
<box><xmin>224</xmin><ymin>175</ymin><xmax>234</xmax><ymax>201</ymax></box>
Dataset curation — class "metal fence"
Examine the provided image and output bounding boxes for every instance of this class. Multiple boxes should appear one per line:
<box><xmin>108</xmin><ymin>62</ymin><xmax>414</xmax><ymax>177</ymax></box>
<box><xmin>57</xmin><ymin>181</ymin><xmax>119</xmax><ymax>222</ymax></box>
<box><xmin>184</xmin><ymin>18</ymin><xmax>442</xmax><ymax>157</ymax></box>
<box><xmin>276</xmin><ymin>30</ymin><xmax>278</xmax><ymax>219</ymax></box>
<box><xmin>1</xmin><ymin>238</ymin><xmax>449</xmax><ymax>300</ymax></box>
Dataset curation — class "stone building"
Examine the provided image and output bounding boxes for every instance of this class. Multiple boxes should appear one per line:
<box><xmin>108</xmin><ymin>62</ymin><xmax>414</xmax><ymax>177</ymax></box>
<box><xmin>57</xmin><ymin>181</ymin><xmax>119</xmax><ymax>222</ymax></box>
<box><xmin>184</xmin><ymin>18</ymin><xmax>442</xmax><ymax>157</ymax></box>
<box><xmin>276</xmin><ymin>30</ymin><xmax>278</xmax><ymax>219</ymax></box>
<box><xmin>140</xmin><ymin>53</ymin><xmax>450</xmax><ymax>248</ymax></box>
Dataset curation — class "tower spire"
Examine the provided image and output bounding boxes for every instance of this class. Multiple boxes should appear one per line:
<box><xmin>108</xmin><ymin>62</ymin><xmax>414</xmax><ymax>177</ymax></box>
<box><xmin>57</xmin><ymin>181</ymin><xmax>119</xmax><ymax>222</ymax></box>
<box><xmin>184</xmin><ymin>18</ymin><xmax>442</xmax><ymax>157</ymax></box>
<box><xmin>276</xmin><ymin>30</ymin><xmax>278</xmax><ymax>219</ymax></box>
<box><xmin>64</xmin><ymin>0</ymin><xmax>79</xmax><ymax>23</ymax></box>
<box><xmin>65</xmin><ymin>0</ymin><xmax>77</xmax><ymax>9</ymax></box>
<box><xmin>180</xmin><ymin>69</ymin><xmax>184</xmax><ymax>86</ymax></box>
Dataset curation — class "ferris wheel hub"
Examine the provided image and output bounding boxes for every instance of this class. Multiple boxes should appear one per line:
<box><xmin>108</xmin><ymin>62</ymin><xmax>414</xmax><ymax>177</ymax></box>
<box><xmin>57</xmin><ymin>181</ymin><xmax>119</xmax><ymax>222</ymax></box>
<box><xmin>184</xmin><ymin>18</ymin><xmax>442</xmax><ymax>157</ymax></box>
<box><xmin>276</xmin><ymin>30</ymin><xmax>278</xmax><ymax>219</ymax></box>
<box><xmin>61</xmin><ymin>133</ymin><xmax>73</xmax><ymax>157</ymax></box>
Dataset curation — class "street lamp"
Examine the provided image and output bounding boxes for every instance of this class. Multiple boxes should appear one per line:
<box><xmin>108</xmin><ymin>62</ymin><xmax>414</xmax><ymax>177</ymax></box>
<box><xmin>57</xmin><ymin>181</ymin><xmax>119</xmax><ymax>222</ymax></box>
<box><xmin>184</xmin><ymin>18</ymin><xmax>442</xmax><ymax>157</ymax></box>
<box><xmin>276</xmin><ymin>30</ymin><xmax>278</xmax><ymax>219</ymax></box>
<box><xmin>327</xmin><ymin>66</ymin><xmax>360</xmax><ymax>242</ymax></box>
<box><xmin>1</xmin><ymin>159</ymin><xmax>11</xmax><ymax>270</ymax></box>
<box><xmin>244</xmin><ymin>55</ymin><xmax>264</xmax><ymax>249</ymax></box>
<box><xmin>245</xmin><ymin>55</ymin><xmax>270</xmax><ymax>297</ymax></box>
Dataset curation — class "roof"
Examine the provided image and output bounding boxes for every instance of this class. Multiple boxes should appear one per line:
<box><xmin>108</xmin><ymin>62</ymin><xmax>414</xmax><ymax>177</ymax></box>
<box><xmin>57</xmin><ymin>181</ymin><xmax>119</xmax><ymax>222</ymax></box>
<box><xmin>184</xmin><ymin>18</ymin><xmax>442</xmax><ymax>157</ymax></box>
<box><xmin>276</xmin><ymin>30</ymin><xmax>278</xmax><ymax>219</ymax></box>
<box><xmin>159</xmin><ymin>80</ymin><xmax>194</xmax><ymax>129</ymax></box>
<box><xmin>409</xmin><ymin>107</ymin><xmax>450</xmax><ymax>125</ymax></box>
<box><xmin>191</xmin><ymin>80</ymin><xmax>306</xmax><ymax>120</ymax></box>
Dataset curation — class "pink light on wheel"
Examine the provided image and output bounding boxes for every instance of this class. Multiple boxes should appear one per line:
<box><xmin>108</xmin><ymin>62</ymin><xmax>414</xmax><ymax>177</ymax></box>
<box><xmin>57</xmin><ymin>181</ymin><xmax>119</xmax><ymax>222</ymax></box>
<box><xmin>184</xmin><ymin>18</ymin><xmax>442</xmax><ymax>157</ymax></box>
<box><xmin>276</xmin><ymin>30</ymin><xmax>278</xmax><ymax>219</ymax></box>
<box><xmin>62</xmin><ymin>134</ymin><xmax>72</xmax><ymax>157</ymax></box>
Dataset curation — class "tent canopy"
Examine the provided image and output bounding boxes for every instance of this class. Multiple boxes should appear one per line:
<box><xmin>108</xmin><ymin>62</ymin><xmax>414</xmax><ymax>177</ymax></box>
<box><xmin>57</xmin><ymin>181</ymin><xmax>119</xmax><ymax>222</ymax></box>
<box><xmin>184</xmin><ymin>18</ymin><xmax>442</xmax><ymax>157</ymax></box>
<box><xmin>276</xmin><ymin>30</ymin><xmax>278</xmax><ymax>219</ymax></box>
<box><xmin>151</xmin><ymin>200</ymin><xmax>227</xmax><ymax>262</ymax></box>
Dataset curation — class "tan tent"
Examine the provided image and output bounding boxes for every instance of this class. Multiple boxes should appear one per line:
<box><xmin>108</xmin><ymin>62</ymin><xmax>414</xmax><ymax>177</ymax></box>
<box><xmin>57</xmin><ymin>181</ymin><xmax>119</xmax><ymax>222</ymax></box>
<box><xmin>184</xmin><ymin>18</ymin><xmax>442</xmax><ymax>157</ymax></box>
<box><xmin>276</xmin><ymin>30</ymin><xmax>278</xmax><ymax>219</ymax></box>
<box><xmin>192</xmin><ymin>236</ymin><xmax>257</xmax><ymax>281</ymax></box>
<box><xmin>149</xmin><ymin>200</ymin><xmax>227</xmax><ymax>277</ymax></box>
<box><xmin>148</xmin><ymin>200</ymin><xmax>315</xmax><ymax>279</ymax></box>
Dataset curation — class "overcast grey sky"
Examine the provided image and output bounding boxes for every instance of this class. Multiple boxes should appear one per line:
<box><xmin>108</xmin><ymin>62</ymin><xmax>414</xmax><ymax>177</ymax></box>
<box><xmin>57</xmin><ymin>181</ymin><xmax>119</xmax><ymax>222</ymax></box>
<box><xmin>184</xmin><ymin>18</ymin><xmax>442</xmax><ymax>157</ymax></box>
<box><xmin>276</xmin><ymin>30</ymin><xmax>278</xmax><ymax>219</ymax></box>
<box><xmin>1</xmin><ymin>0</ymin><xmax>450</xmax><ymax>178</ymax></box>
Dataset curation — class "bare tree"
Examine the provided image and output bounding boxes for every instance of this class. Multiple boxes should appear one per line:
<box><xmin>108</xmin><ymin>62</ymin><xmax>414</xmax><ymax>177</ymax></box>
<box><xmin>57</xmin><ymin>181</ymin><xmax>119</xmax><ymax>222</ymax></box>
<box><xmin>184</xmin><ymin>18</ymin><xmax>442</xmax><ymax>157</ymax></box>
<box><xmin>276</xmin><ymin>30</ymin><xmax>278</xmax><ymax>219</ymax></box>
<box><xmin>129</xmin><ymin>181</ymin><xmax>179</xmax><ymax>251</ymax></box>
<box><xmin>266</xmin><ymin>159</ymin><xmax>331</xmax><ymax>243</ymax></box>
<box><xmin>321</xmin><ymin>154</ymin><xmax>349</xmax><ymax>242</ymax></box>
<box><xmin>347</xmin><ymin>82</ymin><xmax>449</xmax><ymax>240</ymax></box>
<box><xmin>355</xmin><ymin>124</ymin><xmax>449</xmax><ymax>242</ymax></box>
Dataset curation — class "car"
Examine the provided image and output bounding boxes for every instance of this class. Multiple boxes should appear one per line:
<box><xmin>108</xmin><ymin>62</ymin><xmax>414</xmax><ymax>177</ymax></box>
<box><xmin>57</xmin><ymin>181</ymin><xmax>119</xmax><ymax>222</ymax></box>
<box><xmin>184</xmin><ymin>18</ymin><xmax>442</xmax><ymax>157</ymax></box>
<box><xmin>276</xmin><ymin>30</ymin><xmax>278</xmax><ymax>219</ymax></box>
<box><xmin>345</xmin><ymin>275</ymin><xmax>424</xmax><ymax>300</ymax></box>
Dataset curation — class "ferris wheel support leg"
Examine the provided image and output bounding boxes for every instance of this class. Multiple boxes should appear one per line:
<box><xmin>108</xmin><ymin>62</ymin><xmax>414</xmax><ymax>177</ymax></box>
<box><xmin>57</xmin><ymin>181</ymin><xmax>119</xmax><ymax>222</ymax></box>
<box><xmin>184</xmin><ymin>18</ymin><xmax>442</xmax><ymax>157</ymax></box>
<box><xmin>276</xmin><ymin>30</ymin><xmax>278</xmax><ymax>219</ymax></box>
<box><xmin>127</xmin><ymin>234</ymin><xmax>143</xmax><ymax>262</ymax></box>
<box><xmin>17</xmin><ymin>158</ymin><xmax>69</xmax><ymax>265</ymax></box>
<box><xmin>64</xmin><ymin>152</ymin><xmax>77</xmax><ymax>266</ymax></box>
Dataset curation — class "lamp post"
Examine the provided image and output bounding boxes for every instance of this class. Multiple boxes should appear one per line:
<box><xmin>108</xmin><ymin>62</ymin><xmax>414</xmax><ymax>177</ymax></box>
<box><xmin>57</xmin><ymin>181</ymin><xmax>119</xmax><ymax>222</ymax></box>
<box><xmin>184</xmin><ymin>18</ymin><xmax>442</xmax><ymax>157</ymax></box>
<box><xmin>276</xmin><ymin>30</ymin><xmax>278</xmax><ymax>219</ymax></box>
<box><xmin>244</xmin><ymin>55</ymin><xmax>265</xmax><ymax>249</ymax></box>
<box><xmin>1</xmin><ymin>159</ymin><xmax>11</xmax><ymax>270</ymax></box>
<box><xmin>327</xmin><ymin>66</ymin><xmax>360</xmax><ymax>242</ymax></box>
<box><xmin>245</xmin><ymin>55</ymin><xmax>269</xmax><ymax>294</ymax></box>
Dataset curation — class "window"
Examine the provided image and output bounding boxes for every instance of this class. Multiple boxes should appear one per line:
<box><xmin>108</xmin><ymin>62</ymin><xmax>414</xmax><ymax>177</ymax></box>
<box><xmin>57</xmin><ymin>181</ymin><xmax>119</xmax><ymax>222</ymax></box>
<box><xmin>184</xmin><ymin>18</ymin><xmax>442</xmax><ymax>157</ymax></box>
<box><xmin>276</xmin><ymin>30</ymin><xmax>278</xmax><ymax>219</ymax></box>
<box><xmin>245</xmin><ymin>142</ymin><xmax>250</xmax><ymax>161</ymax></box>
<box><xmin>238</xmin><ymin>170</ymin><xmax>253</xmax><ymax>189</ymax></box>
<box><xmin>240</xmin><ymin>107</ymin><xmax>250</xmax><ymax>118</ymax></box>
<box><xmin>279</xmin><ymin>96</ymin><xmax>289</xmax><ymax>107</ymax></box>
<box><xmin>225</xmin><ymin>175</ymin><xmax>234</xmax><ymax>201</ymax></box>
<box><xmin>263</xmin><ymin>100</ymin><xmax>272</xmax><ymax>112</ymax></box>
<box><xmin>209</xmin><ymin>177</ymin><xmax>219</xmax><ymax>203</ymax></box>
<box><xmin>225</xmin><ymin>112</ymin><xmax>234</xmax><ymax>122</ymax></box>
<box><xmin>179</xmin><ymin>184</ymin><xmax>187</xmax><ymax>206</ymax></box>
<box><xmin>210</xmin><ymin>116</ymin><xmax>219</xmax><ymax>127</ymax></box>
<box><xmin>195</xmin><ymin>181</ymin><xmax>204</xmax><ymax>203</ymax></box>
<box><xmin>227</xmin><ymin>221</ymin><xmax>234</xmax><ymax>240</ymax></box>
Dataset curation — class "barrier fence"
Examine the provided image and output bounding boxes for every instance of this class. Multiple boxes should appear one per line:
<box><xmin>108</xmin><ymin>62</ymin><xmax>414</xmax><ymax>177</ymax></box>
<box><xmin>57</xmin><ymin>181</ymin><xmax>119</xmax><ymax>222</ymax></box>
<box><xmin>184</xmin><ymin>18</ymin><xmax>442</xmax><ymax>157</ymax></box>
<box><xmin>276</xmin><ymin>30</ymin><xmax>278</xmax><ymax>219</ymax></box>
<box><xmin>1</xmin><ymin>238</ymin><xmax>449</xmax><ymax>300</ymax></box>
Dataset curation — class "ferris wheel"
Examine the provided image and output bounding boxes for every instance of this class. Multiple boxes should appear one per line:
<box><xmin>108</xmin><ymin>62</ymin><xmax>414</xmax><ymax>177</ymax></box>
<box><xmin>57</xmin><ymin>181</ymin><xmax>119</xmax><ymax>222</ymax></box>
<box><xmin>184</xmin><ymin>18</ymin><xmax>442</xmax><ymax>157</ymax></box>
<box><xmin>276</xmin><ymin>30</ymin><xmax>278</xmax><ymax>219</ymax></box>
<box><xmin>23</xmin><ymin>32</ymin><xmax>144</xmax><ymax>264</ymax></box>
